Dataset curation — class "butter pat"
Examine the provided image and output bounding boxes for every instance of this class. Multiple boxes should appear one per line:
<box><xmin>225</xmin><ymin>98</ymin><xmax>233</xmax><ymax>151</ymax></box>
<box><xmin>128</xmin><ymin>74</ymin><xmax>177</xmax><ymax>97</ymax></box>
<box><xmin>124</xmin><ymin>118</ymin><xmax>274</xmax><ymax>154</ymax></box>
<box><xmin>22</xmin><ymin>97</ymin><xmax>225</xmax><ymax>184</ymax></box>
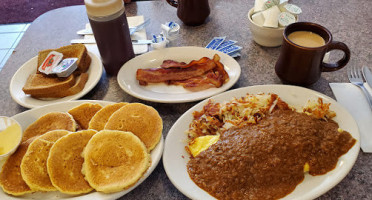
<box><xmin>252</xmin><ymin>12</ymin><xmax>266</xmax><ymax>26</ymax></box>
<box><xmin>189</xmin><ymin>135</ymin><xmax>220</xmax><ymax>157</ymax></box>
<box><xmin>262</xmin><ymin>5</ymin><xmax>281</xmax><ymax>28</ymax></box>
<box><xmin>0</xmin><ymin>123</ymin><xmax>21</xmax><ymax>155</ymax></box>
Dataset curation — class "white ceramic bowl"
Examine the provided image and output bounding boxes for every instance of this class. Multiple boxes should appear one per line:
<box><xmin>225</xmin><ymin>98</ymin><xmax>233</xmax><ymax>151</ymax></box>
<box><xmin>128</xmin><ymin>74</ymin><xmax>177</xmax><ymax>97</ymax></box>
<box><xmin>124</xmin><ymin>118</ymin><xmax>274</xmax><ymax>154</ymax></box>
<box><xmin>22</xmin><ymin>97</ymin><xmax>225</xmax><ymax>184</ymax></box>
<box><xmin>247</xmin><ymin>8</ymin><xmax>292</xmax><ymax>47</ymax></box>
<box><xmin>0</xmin><ymin>116</ymin><xmax>23</xmax><ymax>161</ymax></box>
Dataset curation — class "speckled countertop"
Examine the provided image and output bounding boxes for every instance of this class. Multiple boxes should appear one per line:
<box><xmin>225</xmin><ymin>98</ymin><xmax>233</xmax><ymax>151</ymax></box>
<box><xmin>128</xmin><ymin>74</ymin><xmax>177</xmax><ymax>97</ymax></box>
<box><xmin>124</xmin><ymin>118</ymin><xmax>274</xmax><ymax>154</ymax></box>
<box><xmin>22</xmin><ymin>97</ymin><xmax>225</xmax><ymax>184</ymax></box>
<box><xmin>0</xmin><ymin>0</ymin><xmax>371</xmax><ymax>199</ymax></box>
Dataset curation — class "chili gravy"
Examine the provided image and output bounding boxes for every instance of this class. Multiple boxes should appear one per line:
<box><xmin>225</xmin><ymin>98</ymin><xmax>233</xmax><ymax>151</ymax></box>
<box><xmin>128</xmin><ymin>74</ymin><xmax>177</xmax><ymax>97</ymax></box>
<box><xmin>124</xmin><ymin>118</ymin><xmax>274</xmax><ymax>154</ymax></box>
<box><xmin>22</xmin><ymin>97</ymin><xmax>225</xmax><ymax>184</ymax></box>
<box><xmin>187</xmin><ymin>108</ymin><xmax>356</xmax><ymax>200</ymax></box>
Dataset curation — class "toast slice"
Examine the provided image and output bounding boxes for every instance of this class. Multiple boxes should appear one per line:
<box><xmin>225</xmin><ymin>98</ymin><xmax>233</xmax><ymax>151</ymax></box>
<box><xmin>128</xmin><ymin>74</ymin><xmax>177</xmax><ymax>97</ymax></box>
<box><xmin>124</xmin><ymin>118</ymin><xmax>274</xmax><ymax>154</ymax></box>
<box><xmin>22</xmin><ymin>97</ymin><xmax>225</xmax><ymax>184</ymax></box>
<box><xmin>37</xmin><ymin>44</ymin><xmax>91</xmax><ymax>74</ymax></box>
<box><xmin>22</xmin><ymin>73</ymin><xmax>76</xmax><ymax>95</ymax></box>
<box><xmin>31</xmin><ymin>73</ymin><xmax>89</xmax><ymax>99</ymax></box>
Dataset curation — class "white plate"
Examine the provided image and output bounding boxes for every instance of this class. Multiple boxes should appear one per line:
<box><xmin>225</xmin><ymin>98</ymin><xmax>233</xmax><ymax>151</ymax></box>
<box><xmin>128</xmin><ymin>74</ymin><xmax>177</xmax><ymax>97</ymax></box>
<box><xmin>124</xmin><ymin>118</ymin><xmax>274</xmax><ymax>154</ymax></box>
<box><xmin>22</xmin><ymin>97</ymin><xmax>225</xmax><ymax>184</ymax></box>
<box><xmin>0</xmin><ymin>100</ymin><xmax>164</xmax><ymax>200</ymax></box>
<box><xmin>9</xmin><ymin>52</ymin><xmax>103</xmax><ymax>109</ymax></box>
<box><xmin>117</xmin><ymin>46</ymin><xmax>241</xmax><ymax>103</ymax></box>
<box><xmin>163</xmin><ymin>84</ymin><xmax>360</xmax><ymax>200</ymax></box>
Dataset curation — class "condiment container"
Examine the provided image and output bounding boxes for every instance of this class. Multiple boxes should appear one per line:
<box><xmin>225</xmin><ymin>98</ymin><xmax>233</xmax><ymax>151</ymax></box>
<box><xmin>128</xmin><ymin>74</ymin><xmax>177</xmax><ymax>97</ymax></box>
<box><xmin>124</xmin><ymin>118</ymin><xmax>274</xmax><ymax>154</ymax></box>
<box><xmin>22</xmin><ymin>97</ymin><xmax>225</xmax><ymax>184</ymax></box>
<box><xmin>84</xmin><ymin>0</ymin><xmax>135</xmax><ymax>75</ymax></box>
<box><xmin>0</xmin><ymin>116</ymin><xmax>22</xmax><ymax>161</ymax></box>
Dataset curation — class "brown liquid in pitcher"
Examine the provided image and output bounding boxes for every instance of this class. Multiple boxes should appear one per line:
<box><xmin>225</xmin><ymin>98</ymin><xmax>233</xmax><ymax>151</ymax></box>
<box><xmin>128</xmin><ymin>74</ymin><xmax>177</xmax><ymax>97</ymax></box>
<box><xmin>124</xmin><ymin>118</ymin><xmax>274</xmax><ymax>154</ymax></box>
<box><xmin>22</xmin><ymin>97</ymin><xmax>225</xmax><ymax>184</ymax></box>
<box><xmin>89</xmin><ymin>12</ymin><xmax>134</xmax><ymax>75</ymax></box>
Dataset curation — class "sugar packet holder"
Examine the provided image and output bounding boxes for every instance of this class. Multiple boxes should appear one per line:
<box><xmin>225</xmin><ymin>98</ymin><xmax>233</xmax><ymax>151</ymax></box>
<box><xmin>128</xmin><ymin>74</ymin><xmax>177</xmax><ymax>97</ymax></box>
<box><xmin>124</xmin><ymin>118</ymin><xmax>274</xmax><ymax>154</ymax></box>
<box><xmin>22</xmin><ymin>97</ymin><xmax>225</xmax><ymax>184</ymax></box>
<box><xmin>38</xmin><ymin>51</ymin><xmax>78</xmax><ymax>77</ymax></box>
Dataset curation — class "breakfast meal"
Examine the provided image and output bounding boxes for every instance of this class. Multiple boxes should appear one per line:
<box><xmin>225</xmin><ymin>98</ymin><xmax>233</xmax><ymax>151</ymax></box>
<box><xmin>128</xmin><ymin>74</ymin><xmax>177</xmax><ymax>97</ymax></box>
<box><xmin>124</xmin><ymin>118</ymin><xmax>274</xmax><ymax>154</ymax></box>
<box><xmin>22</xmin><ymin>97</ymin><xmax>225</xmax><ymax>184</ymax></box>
<box><xmin>136</xmin><ymin>54</ymin><xmax>229</xmax><ymax>91</ymax></box>
<box><xmin>22</xmin><ymin>44</ymin><xmax>91</xmax><ymax>99</ymax></box>
<box><xmin>185</xmin><ymin>93</ymin><xmax>356</xmax><ymax>200</ymax></box>
<box><xmin>0</xmin><ymin>102</ymin><xmax>162</xmax><ymax>197</ymax></box>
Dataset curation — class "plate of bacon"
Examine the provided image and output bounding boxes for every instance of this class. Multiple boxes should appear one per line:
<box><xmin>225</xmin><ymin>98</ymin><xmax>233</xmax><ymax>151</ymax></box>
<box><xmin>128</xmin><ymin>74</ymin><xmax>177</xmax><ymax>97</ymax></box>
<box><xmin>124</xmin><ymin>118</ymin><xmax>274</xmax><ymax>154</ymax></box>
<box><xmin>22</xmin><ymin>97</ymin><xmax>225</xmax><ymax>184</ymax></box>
<box><xmin>117</xmin><ymin>46</ymin><xmax>241</xmax><ymax>103</ymax></box>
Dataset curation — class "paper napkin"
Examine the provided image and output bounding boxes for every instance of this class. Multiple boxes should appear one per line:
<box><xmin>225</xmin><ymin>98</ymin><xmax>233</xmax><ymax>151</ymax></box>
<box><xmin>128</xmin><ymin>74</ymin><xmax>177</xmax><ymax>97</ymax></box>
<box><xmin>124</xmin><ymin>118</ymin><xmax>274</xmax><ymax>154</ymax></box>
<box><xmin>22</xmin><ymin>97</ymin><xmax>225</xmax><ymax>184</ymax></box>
<box><xmin>330</xmin><ymin>82</ymin><xmax>372</xmax><ymax>153</ymax></box>
<box><xmin>83</xmin><ymin>15</ymin><xmax>148</xmax><ymax>57</ymax></box>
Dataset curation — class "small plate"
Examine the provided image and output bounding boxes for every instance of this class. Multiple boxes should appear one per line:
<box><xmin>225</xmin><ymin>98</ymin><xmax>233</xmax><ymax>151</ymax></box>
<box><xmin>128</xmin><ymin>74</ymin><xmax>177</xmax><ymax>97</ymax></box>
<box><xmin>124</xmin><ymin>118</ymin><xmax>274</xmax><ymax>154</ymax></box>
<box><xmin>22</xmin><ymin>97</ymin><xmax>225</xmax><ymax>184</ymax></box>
<box><xmin>0</xmin><ymin>100</ymin><xmax>164</xmax><ymax>200</ymax></box>
<box><xmin>117</xmin><ymin>46</ymin><xmax>241</xmax><ymax>103</ymax></box>
<box><xmin>9</xmin><ymin>52</ymin><xmax>103</xmax><ymax>109</ymax></box>
<box><xmin>163</xmin><ymin>84</ymin><xmax>360</xmax><ymax>200</ymax></box>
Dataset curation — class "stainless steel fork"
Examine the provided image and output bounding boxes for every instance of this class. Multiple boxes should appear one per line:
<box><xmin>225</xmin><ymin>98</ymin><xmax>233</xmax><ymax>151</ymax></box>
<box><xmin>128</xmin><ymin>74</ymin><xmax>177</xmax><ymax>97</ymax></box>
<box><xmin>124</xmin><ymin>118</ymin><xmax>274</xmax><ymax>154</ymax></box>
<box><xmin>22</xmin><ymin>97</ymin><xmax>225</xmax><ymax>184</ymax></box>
<box><xmin>347</xmin><ymin>66</ymin><xmax>372</xmax><ymax>110</ymax></box>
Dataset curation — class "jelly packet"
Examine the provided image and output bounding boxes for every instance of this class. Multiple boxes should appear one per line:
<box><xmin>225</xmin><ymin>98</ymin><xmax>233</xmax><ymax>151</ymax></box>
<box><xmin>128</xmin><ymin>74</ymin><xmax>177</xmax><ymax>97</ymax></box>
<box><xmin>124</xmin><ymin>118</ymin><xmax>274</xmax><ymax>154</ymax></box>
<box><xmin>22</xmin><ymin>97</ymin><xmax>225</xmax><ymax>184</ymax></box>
<box><xmin>53</xmin><ymin>58</ymin><xmax>78</xmax><ymax>77</ymax></box>
<box><xmin>38</xmin><ymin>51</ymin><xmax>63</xmax><ymax>75</ymax></box>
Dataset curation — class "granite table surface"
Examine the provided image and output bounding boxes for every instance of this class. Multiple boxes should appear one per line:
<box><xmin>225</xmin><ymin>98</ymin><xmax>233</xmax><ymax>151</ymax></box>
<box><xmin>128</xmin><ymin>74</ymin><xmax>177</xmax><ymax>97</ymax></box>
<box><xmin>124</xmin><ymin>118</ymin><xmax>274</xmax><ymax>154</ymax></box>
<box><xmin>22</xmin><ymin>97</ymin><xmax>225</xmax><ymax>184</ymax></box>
<box><xmin>0</xmin><ymin>0</ymin><xmax>371</xmax><ymax>199</ymax></box>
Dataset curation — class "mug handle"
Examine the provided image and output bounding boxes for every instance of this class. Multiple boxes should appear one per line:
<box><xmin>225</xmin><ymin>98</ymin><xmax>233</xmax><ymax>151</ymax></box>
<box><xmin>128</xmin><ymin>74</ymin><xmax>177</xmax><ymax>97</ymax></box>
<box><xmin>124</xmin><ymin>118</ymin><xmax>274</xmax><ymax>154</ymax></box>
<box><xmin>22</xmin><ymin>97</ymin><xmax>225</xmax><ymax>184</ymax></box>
<box><xmin>166</xmin><ymin>0</ymin><xmax>178</xmax><ymax>7</ymax></box>
<box><xmin>321</xmin><ymin>41</ymin><xmax>350</xmax><ymax>72</ymax></box>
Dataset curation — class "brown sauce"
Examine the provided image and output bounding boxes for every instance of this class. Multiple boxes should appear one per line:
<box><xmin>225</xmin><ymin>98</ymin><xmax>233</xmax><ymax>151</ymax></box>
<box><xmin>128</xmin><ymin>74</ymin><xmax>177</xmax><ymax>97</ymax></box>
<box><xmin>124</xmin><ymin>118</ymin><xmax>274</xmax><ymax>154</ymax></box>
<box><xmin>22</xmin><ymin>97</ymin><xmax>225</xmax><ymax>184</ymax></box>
<box><xmin>89</xmin><ymin>11</ymin><xmax>134</xmax><ymax>76</ymax></box>
<box><xmin>187</xmin><ymin>109</ymin><xmax>356</xmax><ymax>200</ymax></box>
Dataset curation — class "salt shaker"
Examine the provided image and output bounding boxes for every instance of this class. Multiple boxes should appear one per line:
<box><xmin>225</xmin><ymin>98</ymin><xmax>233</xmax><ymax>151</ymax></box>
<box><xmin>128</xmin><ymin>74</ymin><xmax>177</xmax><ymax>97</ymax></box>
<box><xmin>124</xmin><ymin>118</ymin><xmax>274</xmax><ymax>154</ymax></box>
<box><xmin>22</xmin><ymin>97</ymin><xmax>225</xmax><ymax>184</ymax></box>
<box><xmin>84</xmin><ymin>0</ymin><xmax>135</xmax><ymax>75</ymax></box>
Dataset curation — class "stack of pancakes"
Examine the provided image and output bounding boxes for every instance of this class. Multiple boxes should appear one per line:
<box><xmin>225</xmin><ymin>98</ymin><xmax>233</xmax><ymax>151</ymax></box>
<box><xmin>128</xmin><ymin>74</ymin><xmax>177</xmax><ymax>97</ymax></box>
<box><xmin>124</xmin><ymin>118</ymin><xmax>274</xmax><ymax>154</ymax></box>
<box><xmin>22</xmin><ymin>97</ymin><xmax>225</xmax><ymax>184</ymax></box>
<box><xmin>0</xmin><ymin>102</ymin><xmax>162</xmax><ymax>196</ymax></box>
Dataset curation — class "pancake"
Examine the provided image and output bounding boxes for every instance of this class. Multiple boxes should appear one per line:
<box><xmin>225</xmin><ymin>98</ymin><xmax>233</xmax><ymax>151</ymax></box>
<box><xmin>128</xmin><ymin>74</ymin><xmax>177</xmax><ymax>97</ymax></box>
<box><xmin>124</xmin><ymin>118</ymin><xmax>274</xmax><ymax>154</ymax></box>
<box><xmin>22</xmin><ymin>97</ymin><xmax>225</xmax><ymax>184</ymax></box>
<box><xmin>88</xmin><ymin>102</ymin><xmax>128</xmax><ymax>131</ymax></box>
<box><xmin>0</xmin><ymin>112</ymin><xmax>76</xmax><ymax>196</ymax></box>
<box><xmin>22</xmin><ymin>112</ymin><xmax>76</xmax><ymax>142</ymax></box>
<box><xmin>47</xmin><ymin>129</ymin><xmax>97</xmax><ymax>194</ymax></box>
<box><xmin>82</xmin><ymin>130</ymin><xmax>150</xmax><ymax>193</ymax></box>
<box><xmin>68</xmin><ymin>103</ymin><xmax>103</xmax><ymax>130</ymax></box>
<box><xmin>20</xmin><ymin>130</ymin><xmax>69</xmax><ymax>191</ymax></box>
<box><xmin>104</xmin><ymin>103</ymin><xmax>162</xmax><ymax>151</ymax></box>
<box><xmin>0</xmin><ymin>138</ymin><xmax>34</xmax><ymax>196</ymax></box>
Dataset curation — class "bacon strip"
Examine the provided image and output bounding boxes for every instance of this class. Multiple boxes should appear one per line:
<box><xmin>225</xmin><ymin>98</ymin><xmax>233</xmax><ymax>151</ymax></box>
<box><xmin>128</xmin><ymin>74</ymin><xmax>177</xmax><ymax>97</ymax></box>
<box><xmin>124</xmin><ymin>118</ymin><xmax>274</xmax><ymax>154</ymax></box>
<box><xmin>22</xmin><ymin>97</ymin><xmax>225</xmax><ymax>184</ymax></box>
<box><xmin>160</xmin><ymin>57</ymin><xmax>211</xmax><ymax>69</ymax></box>
<box><xmin>136</xmin><ymin>54</ymin><xmax>230</xmax><ymax>90</ymax></box>
<box><xmin>160</xmin><ymin>60</ymin><xmax>187</xmax><ymax>68</ymax></box>
<box><xmin>136</xmin><ymin>59</ymin><xmax>216</xmax><ymax>84</ymax></box>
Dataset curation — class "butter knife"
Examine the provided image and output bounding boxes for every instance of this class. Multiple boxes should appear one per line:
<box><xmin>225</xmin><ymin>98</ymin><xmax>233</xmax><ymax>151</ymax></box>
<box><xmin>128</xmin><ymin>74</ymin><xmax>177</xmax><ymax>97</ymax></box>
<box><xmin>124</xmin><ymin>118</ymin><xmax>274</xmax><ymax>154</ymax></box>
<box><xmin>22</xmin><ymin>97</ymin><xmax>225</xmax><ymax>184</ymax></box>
<box><xmin>70</xmin><ymin>39</ymin><xmax>152</xmax><ymax>45</ymax></box>
<box><xmin>362</xmin><ymin>66</ymin><xmax>372</xmax><ymax>89</ymax></box>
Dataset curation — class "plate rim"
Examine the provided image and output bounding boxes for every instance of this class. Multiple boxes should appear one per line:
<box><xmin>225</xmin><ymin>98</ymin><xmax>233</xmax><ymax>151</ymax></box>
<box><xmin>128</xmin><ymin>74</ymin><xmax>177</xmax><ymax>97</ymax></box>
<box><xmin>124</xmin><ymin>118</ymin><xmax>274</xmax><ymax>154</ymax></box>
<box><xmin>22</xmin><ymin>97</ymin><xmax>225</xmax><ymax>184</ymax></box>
<box><xmin>117</xmin><ymin>46</ymin><xmax>241</xmax><ymax>103</ymax></box>
<box><xmin>0</xmin><ymin>100</ymin><xmax>164</xmax><ymax>200</ymax></box>
<box><xmin>162</xmin><ymin>84</ymin><xmax>360</xmax><ymax>200</ymax></box>
<box><xmin>9</xmin><ymin>51</ymin><xmax>103</xmax><ymax>109</ymax></box>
